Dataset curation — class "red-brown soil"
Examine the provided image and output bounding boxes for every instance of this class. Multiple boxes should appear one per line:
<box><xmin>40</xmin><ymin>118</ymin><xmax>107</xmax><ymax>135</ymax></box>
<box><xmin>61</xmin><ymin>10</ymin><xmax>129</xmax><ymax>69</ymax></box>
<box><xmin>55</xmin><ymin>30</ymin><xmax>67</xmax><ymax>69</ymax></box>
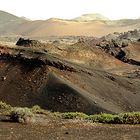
<box><xmin>0</xmin><ymin>120</ymin><xmax>140</xmax><ymax>140</ymax></box>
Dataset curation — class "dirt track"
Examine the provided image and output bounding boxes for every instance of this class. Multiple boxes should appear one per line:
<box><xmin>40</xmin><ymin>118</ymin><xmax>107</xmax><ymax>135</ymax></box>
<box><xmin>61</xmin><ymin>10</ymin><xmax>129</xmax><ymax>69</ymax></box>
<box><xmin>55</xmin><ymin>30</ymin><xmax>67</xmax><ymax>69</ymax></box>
<box><xmin>0</xmin><ymin>120</ymin><xmax>140</xmax><ymax>140</ymax></box>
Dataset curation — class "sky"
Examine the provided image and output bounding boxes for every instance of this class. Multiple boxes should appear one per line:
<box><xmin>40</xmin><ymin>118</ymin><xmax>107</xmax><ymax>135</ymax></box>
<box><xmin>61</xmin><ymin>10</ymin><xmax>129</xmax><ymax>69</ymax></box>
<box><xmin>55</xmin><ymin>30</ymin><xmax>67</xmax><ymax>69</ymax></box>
<box><xmin>0</xmin><ymin>0</ymin><xmax>140</xmax><ymax>20</ymax></box>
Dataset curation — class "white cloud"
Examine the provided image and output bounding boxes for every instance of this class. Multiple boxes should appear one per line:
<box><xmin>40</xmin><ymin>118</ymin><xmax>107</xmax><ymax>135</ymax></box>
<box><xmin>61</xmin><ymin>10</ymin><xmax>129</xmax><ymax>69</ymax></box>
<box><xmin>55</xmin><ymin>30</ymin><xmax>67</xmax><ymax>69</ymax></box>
<box><xmin>0</xmin><ymin>0</ymin><xmax>140</xmax><ymax>20</ymax></box>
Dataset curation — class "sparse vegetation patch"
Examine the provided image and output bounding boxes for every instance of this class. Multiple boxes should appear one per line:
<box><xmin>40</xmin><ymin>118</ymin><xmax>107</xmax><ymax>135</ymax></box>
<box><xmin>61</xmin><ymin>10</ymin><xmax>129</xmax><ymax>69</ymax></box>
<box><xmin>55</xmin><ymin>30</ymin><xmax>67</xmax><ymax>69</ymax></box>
<box><xmin>0</xmin><ymin>102</ymin><xmax>140</xmax><ymax>124</ymax></box>
<box><xmin>62</xmin><ymin>112</ymin><xmax>140</xmax><ymax>124</ymax></box>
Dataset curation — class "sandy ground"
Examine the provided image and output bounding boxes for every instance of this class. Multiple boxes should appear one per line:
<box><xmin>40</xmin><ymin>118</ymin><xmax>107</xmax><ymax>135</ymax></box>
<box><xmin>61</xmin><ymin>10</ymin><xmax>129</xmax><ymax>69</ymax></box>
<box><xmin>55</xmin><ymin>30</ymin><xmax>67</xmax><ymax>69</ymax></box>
<box><xmin>0</xmin><ymin>119</ymin><xmax>140</xmax><ymax>140</ymax></box>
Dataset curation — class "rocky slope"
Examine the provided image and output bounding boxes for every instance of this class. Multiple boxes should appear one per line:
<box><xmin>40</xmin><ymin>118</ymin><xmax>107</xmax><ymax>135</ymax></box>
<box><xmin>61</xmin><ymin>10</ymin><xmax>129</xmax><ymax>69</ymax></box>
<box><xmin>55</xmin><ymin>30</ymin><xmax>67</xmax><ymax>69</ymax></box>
<box><xmin>0</xmin><ymin>39</ymin><xmax>140</xmax><ymax>114</ymax></box>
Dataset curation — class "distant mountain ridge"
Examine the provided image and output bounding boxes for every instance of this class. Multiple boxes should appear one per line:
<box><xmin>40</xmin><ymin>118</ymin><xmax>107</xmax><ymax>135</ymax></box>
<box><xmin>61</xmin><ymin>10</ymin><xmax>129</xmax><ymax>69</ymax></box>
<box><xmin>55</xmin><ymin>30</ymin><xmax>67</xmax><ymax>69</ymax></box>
<box><xmin>73</xmin><ymin>13</ymin><xmax>109</xmax><ymax>21</ymax></box>
<box><xmin>0</xmin><ymin>10</ymin><xmax>26</xmax><ymax>24</ymax></box>
<box><xmin>0</xmin><ymin>11</ymin><xmax>26</xmax><ymax>35</ymax></box>
<box><xmin>0</xmin><ymin>10</ymin><xmax>140</xmax><ymax>38</ymax></box>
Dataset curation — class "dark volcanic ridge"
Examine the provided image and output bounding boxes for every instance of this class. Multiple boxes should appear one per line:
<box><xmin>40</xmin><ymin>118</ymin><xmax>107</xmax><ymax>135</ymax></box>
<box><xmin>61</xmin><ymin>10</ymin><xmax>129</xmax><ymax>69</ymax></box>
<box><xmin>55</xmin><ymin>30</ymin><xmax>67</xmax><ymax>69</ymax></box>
<box><xmin>0</xmin><ymin>39</ymin><xmax>140</xmax><ymax>114</ymax></box>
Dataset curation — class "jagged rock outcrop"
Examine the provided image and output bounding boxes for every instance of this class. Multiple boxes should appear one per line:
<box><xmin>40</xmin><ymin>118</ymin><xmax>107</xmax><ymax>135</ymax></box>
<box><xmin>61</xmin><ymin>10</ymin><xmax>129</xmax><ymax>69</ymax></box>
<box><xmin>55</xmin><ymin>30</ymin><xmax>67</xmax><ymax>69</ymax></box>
<box><xmin>102</xmin><ymin>29</ymin><xmax>140</xmax><ymax>43</ymax></box>
<box><xmin>87</xmin><ymin>29</ymin><xmax>140</xmax><ymax>66</ymax></box>
<box><xmin>16</xmin><ymin>38</ymin><xmax>44</xmax><ymax>47</ymax></box>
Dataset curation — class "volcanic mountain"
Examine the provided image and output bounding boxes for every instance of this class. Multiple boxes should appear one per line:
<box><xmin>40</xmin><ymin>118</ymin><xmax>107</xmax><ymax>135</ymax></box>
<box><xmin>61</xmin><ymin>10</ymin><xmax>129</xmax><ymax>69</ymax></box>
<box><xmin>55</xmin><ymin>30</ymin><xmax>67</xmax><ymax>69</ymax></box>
<box><xmin>0</xmin><ymin>10</ymin><xmax>26</xmax><ymax>35</ymax></box>
<box><xmin>73</xmin><ymin>13</ymin><xmax>109</xmax><ymax>21</ymax></box>
<box><xmin>0</xmin><ymin>11</ymin><xmax>140</xmax><ymax>38</ymax></box>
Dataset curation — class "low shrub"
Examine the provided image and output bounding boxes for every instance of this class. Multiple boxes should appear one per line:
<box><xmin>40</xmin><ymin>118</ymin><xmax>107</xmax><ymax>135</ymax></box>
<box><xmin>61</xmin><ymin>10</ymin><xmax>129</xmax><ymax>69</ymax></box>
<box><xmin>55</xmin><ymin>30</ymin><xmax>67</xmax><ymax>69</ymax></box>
<box><xmin>10</xmin><ymin>107</ymin><xmax>34</xmax><ymax>124</ymax></box>
<box><xmin>31</xmin><ymin>105</ymin><xmax>50</xmax><ymax>115</ymax></box>
<box><xmin>87</xmin><ymin>113</ymin><xmax>140</xmax><ymax>124</ymax></box>
<box><xmin>31</xmin><ymin>105</ymin><xmax>43</xmax><ymax>113</ymax></box>
<box><xmin>62</xmin><ymin>112</ymin><xmax>88</xmax><ymax>119</ymax></box>
<box><xmin>122</xmin><ymin>112</ymin><xmax>140</xmax><ymax>124</ymax></box>
<box><xmin>113</xmin><ymin>115</ymin><xmax>124</xmax><ymax>124</ymax></box>
<box><xmin>87</xmin><ymin>114</ymin><xmax>115</xmax><ymax>123</ymax></box>
<box><xmin>0</xmin><ymin>101</ymin><xmax>11</xmax><ymax>109</ymax></box>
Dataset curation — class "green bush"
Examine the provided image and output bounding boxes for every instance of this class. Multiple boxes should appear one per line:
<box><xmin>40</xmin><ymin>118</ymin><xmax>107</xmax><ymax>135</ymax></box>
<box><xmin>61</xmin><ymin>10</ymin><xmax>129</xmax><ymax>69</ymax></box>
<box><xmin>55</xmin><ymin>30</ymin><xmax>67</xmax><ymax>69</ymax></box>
<box><xmin>31</xmin><ymin>105</ymin><xmax>42</xmax><ymax>113</ymax></box>
<box><xmin>87</xmin><ymin>114</ymin><xmax>115</xmax><ymax>123</ymax></box>
<box><xmin>10</xmin><ymin>107</ymin><xmax>34</xmax><ymax>124</ymax></box>
<box><xmin>62</xmin><ymin>112</ymin><xmax>88</xmax><ymax>119</ymax></box>
<box><xmin>0</xmin><ymin>101</ymin><xmax>11</xmax><ymax>109</ymax></box>
<box><xmin>87</xmin><ymin>113</ymin><xmax>140</xmax><ymax>124</ymax></box>
<box><xmin>85</xmin><ymin>114</ymin><xmax>99</xmax><ymax>122</ymax></box>
<box><xmin>31</xmin><ymin>105</ymin><xmax>50</xmax><ymax>115</ymax></box>
<box><xmin>122</xmin><ymin>112</ymin><xmax>140</xmax><ymax>124</ymax></box>
<box><xmin>113</xmin><ymin>115</ymin><xmax>124</xmax><ymax>124</ymax></box>
<box><xmin>97</xmin><ymin>114</ymin><xmax>114</xmax><ymax>123</ymax></box>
